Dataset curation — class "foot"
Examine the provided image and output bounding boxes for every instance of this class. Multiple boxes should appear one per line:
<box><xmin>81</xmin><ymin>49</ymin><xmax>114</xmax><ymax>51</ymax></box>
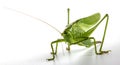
<box><xmin>66</xmin><ymin>47</ymin><xmax>70</xmax><ymax>51</ymax></box>
<box><xmin>96</xmin><ymin>41</ymin><xmax>102</xmax><ymax>44</ymax></box>
<box><xmin>97</xmin><ymin>50</ymin><xmax>111</xmax><ymax>55</ymax></box>
<box><xmin>50</xmin><ymin>52</ymin><xmax>56</xmax><ymax>55</ymax></box>
<box><xmin>47</xmin><ymin>58</ymin><xmax>54</xmax><ymax>61</ymax></box>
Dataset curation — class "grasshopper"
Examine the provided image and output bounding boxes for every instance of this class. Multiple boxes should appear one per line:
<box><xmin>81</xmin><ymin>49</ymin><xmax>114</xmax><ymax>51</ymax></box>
<box><xmin>6</xmin><ymin>7</ymin><xmax>110</xmax><ymax>61</ymax></box>
<box><xmin>47</xmin><ymin>8</ymin><xmax>110</xmax><ymax>61</ymax></box>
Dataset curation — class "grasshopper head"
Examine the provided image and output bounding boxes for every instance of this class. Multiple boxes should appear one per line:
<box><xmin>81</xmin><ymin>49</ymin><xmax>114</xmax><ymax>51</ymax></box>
<box><xmin>61</xmin><ymin>28</ymin><xmax>70</xmax><ymax>36</ymax></box>
<box><xmin>61</xmin><ymin>31</ymin><xmax>67</xmax><ymax>38</ymax></box>
<box><xmin>61</xmin><ymin>30</ymin><xmax>73</xmax><ymax>43</ymax></box>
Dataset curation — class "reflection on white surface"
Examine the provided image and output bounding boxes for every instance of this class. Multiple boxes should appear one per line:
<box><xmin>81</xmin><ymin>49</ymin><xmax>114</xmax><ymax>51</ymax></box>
<box><xmin>0</xmin><ymin>0</ymin><xmax>120</xmax><ymax>65</ymax></box>
<box><xmin>1</xmin><ymin>43</ymin><xmax>120</xmax><ymax>65</ymax></box>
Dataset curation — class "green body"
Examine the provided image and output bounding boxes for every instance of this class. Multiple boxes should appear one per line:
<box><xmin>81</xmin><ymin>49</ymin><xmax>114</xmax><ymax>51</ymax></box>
<box><xmin>62</xmin><ymin>13</ymin><xmax>100</xmax><ymax>47</ymax></box>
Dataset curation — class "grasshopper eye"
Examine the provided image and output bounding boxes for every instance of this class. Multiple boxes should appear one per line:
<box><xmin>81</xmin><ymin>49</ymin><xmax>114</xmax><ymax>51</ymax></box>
<box><xmin>62</xmin><ymin>31</ymin><xmax>67</xmax><ymax>36</ymax></box>
<box><xmin>63</xmin><ymin>31</ymin><xmax>68</xmax><ymax>35</ymax></box>
<box><xmin>64</xmin><ymin>31</ymin><xmax>67</xmax><ymax>34</ymax></box>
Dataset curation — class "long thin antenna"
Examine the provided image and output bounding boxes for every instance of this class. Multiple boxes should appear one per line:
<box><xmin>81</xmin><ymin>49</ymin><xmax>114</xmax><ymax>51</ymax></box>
<box><xmin>67</xmin><ymin>8</ymin><xmax>70</xmax><ymax>25</ymax></box>
<box><xmin>5</xmin><ymin>7</ymin><xmax>61</xmax><ymax>34</ymax></box>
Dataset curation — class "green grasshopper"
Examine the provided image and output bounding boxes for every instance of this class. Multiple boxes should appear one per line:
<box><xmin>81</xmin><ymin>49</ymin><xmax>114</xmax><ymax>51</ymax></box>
<box><xmin>6</xmin><ymin>7</ymin><xmax>110</xmax><ymax>61</ymax></box>
<box><xmin>47</xmin><ymin>8</ymin><xmax>110</xmax><ymax>61</ymax></box>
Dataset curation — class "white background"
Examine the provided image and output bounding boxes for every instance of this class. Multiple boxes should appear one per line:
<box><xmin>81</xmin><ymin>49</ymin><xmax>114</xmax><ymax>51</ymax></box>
<box><xmin>0</xmin><ymin>0</ymin><xmax>120</xmax><ymax>65</ymax></box>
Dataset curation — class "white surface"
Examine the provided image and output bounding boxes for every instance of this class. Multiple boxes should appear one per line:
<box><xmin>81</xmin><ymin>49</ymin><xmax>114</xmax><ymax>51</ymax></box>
<box><xmin>0</xmin><ymin>0</ymin><xmax>120</xmax><ymax>65</ymax></box>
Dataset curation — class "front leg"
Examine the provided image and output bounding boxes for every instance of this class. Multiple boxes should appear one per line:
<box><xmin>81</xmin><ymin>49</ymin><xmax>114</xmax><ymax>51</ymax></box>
<box><xmin>50</xmin><ymin>42</ymin><xmax>58</xmax><ymax>55</ymax></box>
<box><xmin>47</xmin><ymin>39</ymin><xmax>65</xmax><ymax>61</ymax></box>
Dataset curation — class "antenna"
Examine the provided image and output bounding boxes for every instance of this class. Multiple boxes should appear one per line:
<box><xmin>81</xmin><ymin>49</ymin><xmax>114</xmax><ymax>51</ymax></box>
<box><xmin>5</xmin><ymin>7</ymin><xmax>61</xmax><ymax>34</ymax></box>
<box><xmin>67</xmin><ymin>8</ymin><xmax>70</xmax><ymax>25</ymax></box>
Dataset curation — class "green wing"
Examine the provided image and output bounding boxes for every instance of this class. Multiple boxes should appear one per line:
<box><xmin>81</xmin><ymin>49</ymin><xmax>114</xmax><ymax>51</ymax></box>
<box><xmin>75</xmin><ymin>13</ymin><xmax>101</xmax><ymax>32</ymax></box>
<box><xmin>62</xmin><ymin>13</ymin><xmax>101</xmax><ymax>43</ymax></box>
